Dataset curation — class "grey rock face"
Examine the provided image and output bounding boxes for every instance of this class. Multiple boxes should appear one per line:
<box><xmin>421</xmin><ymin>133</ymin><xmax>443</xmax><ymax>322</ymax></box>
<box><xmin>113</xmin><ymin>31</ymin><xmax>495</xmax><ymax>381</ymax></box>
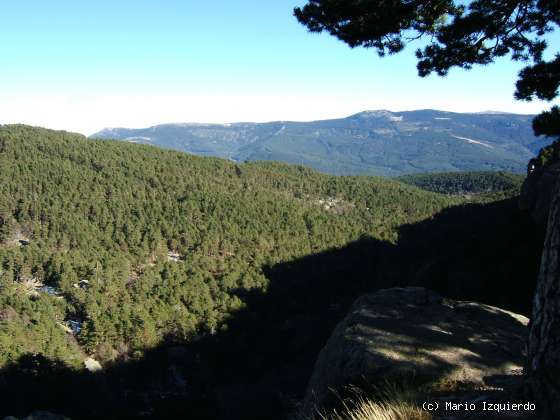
<box><xmin>520</xmin><ymin>162</ymin><xmax>560</xmax><ymax>225</ymax></box>
<box><xmin>304</xmin><ymin>287</ymin><xmax>528</xmax><ymax>413</ymax></box>
<box><xmin>527</xmin><ymin>175</ymin><xmax>560</xmax><ymax>419</ymax></box>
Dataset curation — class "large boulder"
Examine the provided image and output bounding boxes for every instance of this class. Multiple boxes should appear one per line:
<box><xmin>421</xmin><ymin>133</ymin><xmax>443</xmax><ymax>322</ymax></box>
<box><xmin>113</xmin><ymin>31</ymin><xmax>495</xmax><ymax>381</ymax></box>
<box><xmin>303</xmin><ymin>287</ymin><xmax>528</xmax><ymax>413</ymax></box>
<box><xmin>83</xmin><ymin>357</ymin><xmax>102</xmax><ymax>372</ymax></box>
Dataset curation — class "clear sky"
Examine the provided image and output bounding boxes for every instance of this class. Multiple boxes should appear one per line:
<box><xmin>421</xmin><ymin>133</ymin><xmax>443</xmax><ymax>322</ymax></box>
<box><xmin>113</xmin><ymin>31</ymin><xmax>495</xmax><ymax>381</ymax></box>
<box><xmin>1</xmin><ymin>0</ymin><xmax>559</xmax><ymax>135</ymax></box>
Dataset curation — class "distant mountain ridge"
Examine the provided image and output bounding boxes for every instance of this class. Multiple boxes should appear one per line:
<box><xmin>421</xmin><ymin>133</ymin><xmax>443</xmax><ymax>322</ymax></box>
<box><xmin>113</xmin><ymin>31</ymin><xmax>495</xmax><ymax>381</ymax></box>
<box><xmin>91</xmin><ymin>109</ymin><xmax>547</xmax><ymax>176</ymax></box>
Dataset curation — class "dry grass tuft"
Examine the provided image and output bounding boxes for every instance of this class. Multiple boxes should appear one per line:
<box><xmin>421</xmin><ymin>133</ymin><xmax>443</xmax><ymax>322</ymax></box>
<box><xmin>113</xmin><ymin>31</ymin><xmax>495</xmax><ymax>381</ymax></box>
<box><xmin>320</xmin><ymin>396</ymin><xmax>431</xmax><ymax>420</ymax></box>
<box><xmin>317</xmin><ymin>382</ymin><xmax>432</xmax><ymax>420</ymax></box>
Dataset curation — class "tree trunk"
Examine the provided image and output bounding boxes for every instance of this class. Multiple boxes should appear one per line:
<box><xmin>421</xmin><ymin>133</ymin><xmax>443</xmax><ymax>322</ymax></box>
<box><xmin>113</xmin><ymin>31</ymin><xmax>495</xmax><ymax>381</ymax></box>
<box><xmin>527</xmin><ymin>177</ymin><xmax>560</xmax><ymax>418</ymax></box>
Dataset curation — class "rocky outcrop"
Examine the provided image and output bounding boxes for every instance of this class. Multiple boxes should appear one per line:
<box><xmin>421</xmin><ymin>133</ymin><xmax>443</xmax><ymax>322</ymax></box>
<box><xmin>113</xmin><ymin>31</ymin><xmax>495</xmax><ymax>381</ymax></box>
<box><xmin>520</xmin><ymin>161</ymin><xmax>560</xmax><ymax>225</ymax></box>
<box><xmin>527</xmin><ymin>172</ymin><xmax>560</xmax><ymax>419</ymax></box>
<box><xmin>303</xmin><ymin>287</ymin><xmax>528</xmax><ymax>414</ymax></box>
<box><xmin>84</xmin><ymin>357</ymin><xmax>102</xmax><ymax>372</ymax></box>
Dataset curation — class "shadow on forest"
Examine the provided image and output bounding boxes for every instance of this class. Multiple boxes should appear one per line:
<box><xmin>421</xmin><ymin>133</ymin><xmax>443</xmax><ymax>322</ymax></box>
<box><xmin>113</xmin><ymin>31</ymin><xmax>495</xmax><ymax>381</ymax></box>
<box><xmin>0</xmin><ymin>198</ymin><xmax>544</xmax><ymax>420</ymax></box>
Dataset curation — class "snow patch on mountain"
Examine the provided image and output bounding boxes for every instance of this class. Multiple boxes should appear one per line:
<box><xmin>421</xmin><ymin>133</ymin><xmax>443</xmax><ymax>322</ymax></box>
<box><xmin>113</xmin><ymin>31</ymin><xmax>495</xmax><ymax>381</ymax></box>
<box><xmin>124</xmin><ymin>136</ymin><xmax>152</xmax><ymax>142</ymax></box>
<box><xmin>355</xmin><ymin>110</ymin><xmax>403</xmax><ymax>121</ymax></box>
<box><xmin>453</xmin><ymin>135</ymin><xmax>494</xmax><ymax>149</ymax></box>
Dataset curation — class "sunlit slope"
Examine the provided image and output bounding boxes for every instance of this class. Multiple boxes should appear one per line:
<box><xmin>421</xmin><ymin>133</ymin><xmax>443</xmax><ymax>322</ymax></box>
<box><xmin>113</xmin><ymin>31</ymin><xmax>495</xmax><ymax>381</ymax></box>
<box><xmin>0</xmin><ymin>124</ymin><xmax>477</xmax><ymax>366</ymax></box>
<box><xmin>92</xmin><ymin>110</ymin><xmax>543</xmax><ymax>176</ymax></box>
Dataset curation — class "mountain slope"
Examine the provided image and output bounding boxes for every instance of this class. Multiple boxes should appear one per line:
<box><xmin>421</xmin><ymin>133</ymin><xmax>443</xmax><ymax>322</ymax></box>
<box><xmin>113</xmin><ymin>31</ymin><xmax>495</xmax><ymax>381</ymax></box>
<box><xmin>0</xmin><ymin>124</ymin><xmax>462</xmax><ymax>369</ymax></box>
<box><xmin>91</xmin><ymin>110</ymin><xmax>545</xmax><ymax>176</ymax></box>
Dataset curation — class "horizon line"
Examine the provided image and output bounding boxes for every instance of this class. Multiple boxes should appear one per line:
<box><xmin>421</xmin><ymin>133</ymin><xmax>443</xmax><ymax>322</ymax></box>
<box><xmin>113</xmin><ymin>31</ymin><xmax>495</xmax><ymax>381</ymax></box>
<box><xmin>0</xmin><ymin>107</ymin><xmax>537</xmax><ymax>137</ymax></box>
<box><xmin>86</xmin><ymin>108</ymin><xmax>536</xmax><ymax>135</ymax></box>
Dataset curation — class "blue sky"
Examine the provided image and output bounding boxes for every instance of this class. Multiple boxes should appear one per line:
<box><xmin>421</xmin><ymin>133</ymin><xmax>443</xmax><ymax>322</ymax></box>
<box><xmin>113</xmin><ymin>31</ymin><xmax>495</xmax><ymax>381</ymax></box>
<box><xmin>1</xmin><ymin>0</ymin><xmax>559</xmax><ymax>134</ymax></box>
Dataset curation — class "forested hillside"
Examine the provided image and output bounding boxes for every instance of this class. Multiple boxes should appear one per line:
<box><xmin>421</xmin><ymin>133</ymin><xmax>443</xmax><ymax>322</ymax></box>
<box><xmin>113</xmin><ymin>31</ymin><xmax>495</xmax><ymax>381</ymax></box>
<box><xmin>397</xmin><ymin>171</ymin><xmax>525</xmax><ymax>196</ymax></box>
<box><xmin>0</xmin><ymin>124</ymin><xmax>462</xmax><ymax>368</ymax></box>
<box><xmin>0</xmin><ymin>125</ymin><xmax>544</xmax><ymax>419</ymax></box>
<box><xmin>92</xmin><ymin>110</ymin><xmax>544</xmax><ymax>176</ymax></box>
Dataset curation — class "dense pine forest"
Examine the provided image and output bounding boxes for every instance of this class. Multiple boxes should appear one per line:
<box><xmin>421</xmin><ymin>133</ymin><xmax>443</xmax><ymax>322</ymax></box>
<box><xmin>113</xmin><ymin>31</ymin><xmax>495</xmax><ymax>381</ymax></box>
<box><xmin>397</xmin><ymin>171</ymin><xmax>524</xmax><ymax>196</ymax></box>
<box><xmin>0</xmin><ymin>125</ymin><xmax>544</xmax><ymax>419</ymax></box>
